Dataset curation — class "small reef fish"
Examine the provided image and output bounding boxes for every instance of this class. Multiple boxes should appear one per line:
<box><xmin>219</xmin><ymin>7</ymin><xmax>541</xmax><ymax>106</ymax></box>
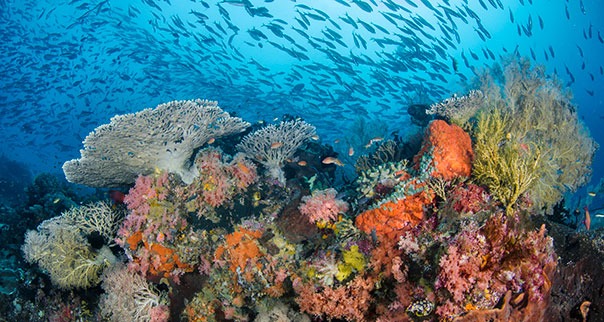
<box><xmin>348</xmin><ymin>146</ymin><xmax>355</xmax><ymax>156</ymax></box>
<box><xmin>322</xmin><ymin>156</ymin><xmax>344</xmax><ymax>166</ymax></box>
<box><xmin>588</xmin><ymin>191</ymin><xmax>596</xmax><ymax>197</ymax></box>
<box><xmin>109</xmin><ymin>190</ymin><xmax>126</xmax><ymax>205</ymax></box>
<box><xmin>270</xmin><ymin>141</ymin><xmax>283</xmax><ymax>149</ymax></box>
<box><xmin>297</xmin><ymin>160</ymin><xmax>307</xmax><ymax>166</ymax></box>
<box><xmin>584</xmin><ymin>206</ymin><xmax>591</xmax><ymax>231</ymax></box>
<box><xmin>364</xmin><ymin>136</ymin><xmax>384</xmax><ymax>148</ymax></box>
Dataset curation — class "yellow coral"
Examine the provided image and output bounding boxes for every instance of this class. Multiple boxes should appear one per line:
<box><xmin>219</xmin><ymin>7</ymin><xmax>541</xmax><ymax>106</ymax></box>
<box><xmin>336</xmin><ymin>245</ymin><xmax>366</xmax><ymax>282</ymax></box>
<box><xmin>470</xmin><ymin>59</ymin><xmax>596</xmax><ymax>214</ymax></box>
<box><xmin>472</xmin><ymin>108</ymin><xmax>541</xmax><ymax>215</ymax></box>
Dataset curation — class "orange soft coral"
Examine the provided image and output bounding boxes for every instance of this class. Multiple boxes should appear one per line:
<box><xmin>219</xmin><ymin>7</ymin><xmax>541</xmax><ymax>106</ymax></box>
<box><xmin>215</xmin><ymin>228</ymin><xmax>264</xmax><ymax>281</ymax></box>
<box><xmin>414</xmin><ymin>119</ymin><xmax>473</xmax><ymax>180</ymax></box>
<box><xmin>355</xmin><ymin>191</ymin><xmax>432</xmax><ymax>240</ymax></box>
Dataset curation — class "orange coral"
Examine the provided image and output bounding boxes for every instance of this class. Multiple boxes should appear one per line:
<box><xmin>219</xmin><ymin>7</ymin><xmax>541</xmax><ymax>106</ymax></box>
<box><xmin>215</xmin><ymin>228</ymin><xmax>264</xmax><ymax>281</ymax></box>
<box><xmin>414</xmin><ymin>119</ymin><xmax>473</xmax><ymax>180</ymax></box>
<box><xmin>144</xmin><ymin>241</ymin><xmax>193</xmax><ymax>278</ymax></box>
<box><xmin>355</xmin><ymin>191</ymin><xmax>433</xmax><ymax>240</ymax></box>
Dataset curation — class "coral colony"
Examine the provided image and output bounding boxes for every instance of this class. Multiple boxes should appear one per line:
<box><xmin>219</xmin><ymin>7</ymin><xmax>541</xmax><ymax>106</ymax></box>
<box><xmin>22</xmin><ymin>61</ymin><xmax>596</xmax><ymax>321</ymax></box>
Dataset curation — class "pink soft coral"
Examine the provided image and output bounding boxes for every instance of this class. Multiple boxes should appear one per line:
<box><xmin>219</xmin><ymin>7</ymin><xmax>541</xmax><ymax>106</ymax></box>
<box><xmin>294</xmin><ymin>275</ymin><xmax>374</xmax><ymax>321</ymax></box>
<box><xmin>298</xmin><ymin>188</ymin><xmax>348</xmax><ymax>225</ymax></box>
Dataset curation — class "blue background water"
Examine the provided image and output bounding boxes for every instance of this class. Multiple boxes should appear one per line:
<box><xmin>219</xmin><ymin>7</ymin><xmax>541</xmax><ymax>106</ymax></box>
<box><xmin>1</xmin><ymin>0</ymin><xmax>603</xmax><ymax>212</ymax></box>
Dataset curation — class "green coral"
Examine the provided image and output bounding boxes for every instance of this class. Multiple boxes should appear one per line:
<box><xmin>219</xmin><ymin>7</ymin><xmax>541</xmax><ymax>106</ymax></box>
<box><xmin>470</xmin><ymin>59</ymin><xmax>597</xmax><ymax>214</ymax></box>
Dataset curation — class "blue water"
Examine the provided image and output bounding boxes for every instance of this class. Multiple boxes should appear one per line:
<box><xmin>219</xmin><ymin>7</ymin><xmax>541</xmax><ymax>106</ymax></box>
<box><xmin>1</xmin><ymin>0</ymin><xmax>603</xmax><ymax>209</ymax></box>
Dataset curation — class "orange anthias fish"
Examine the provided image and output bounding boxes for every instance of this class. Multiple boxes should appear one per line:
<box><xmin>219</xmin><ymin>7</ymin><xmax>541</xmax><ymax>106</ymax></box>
<box><xmin>584</xmin><ymin>206</ymin><xmax>591</xmax><ymax>231</ymax></box>
<box><xmin>322</xmin><ymin>156</ymin><xmax>344</xmax><ymax>166</ymax></box>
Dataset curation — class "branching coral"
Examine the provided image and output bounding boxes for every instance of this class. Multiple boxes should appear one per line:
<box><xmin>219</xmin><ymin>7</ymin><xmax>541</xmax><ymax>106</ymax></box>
<box><xmin>99</xmin><ymin>264</ymin><xmax>170</xmax><ymax>322</ymax></box>
<box><xmin>116</xmin><ymin>171</ymin><xmax>199</xmax><ymax>282</ymax></box>
<box><xmin>426</xmin><ymin>90</ymin><xmax>485</xmax><ymax>128</ymax></box>
<box><xmin>435</xmin><ymin>213</ymin><xmax>557</xmax><ymax>320</ymax></box>
<box><xmin>293</xmin><ymin>275</ymin><xmax>374</xmax><ymax>321</ymax></box>
<box><xmin>237</xmin><ymin>119</ymin><xmax>316</xmax><ymax>184</ymax></box>
<box><xmin>472</xmin><ymin>108</ymin><xmax>541</xmax><ymax>215</ymax></box>
<box><xmin>63</xmin><ymin>99</ymin><xmax>250</xmax><ymax>187</ymax></box>
<box><xmin>22</xmin><ymin>202</ymin><xmax>121</xmax><ymax>289</ymax></box>
<box><xmin>184</xmin><ymin>148</ymin><xmax>257</xmax><ymax>219</ymax></box>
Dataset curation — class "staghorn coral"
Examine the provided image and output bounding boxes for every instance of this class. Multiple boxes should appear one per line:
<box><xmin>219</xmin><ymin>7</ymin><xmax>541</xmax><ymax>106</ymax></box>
<box><xmin>63</xmin><ymin>99</ymin><xmax>249</xmax><ymax>187</ymax></box>
<box><xmin>237</xmin><ymin>119</ymin><xmax>316</xmax><ymax>184</ymax></box>
<box><xmin>22</xmin><ymin>202</ymin><xmax>121</xmax><ymax>289</ymax></box>
<box><xmin>472</xmin><ymin>60</ymin><xmax>596</xmax><ymax>214</ymax></box>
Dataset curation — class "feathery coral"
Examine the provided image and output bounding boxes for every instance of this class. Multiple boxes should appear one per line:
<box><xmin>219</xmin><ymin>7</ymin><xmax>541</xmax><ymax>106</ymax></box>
<box><xmin>298</xmin><ymin>188</ymin><xmax>349</xmax><ymax>226</ymax></box>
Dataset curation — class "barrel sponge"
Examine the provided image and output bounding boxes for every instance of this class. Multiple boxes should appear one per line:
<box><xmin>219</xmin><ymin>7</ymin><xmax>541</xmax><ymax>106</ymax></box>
<box><xmin>63</xmin><ymin>99</ymin><xmax>250</xmax><ymax>187</ymax></box>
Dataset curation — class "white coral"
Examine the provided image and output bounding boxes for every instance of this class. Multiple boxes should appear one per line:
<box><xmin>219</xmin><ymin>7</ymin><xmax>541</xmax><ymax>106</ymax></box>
<box><xmin>236</xmin><ymin>119</ymin><xmax>316</xmax><ymax>184</ymax></box>
<box><xmin>63</xmin><ymin>99</ymin><xmax>249</xmax><ymax>187</ymax></box>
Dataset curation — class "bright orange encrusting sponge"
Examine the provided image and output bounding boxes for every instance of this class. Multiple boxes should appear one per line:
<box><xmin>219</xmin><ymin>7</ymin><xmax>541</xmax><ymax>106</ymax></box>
<box><xmin>355</xmin><ymin>191</ymin><xmax>432</xmax><ymax>240</ymax></box>
<box><xmin>414</xmin><ymin>119</ymin><xmax>473</xmax><ymax>180</ymax></box>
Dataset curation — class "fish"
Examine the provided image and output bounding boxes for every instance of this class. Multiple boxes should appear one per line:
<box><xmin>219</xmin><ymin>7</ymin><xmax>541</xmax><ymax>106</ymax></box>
<box><xmin>270</xmin><ymin>142</ymin><xmax>283</xmax><ymax>149</ymax></box>
<box><xmin>584</xmin><ymin>206</ymin><xmax>591</xmax><ymax>231</ymax></box>
<box><xmin>364</xmin><ymin>136</ymin><xmax>384</xmax><ymax>148</ymax></box>
<box><xmin>322</xmin><ymin>156</ymin><xmax>344</xmax><ymax>166</ymax></box>
<box><xmin>588</xmin><ymin>192</ymin><xmax>596</xmax><ymax>197</ymax></box>
<box><xmin>109</xmin><ymin>190</ymin><xmax>126</xmax><ymax>205</ymax></box>
<box><xmin>348</xmin><ymin>146</ymin><xmax>355</xmax><ymax>156</ymax></box>
<box><xmin>352</xmin><ymin>0</ymin><xmax>373</xmax><ymax>13</ymax></box>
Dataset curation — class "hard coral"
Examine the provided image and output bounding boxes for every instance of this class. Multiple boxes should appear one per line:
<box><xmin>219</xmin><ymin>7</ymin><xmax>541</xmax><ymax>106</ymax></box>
<box><xmin>63</xmin><ymin>99</ymin><xmax>249</xmax><ymax>187</ymax></box>
<box><xmin>414</xmin><ymin>119</ymin><xmax>473</xmax><ymax>180</ymax></box>
<box><xmin>355</xmin><ymin>191</ymin><xmax>432</xmax><ymax>240</ymax></box>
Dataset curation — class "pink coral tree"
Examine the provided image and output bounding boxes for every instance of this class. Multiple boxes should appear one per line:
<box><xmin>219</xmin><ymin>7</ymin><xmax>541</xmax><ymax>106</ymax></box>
<box><xmin>298</xmin><ymin>188</ymin><xmax>349</xmax><ymax>225</ymax></box>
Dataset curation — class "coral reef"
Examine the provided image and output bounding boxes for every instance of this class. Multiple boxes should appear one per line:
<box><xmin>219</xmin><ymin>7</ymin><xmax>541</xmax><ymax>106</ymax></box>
<box><xmin>10</xmin><ymin>75</ymin><xmax>599</xmax><ymax>322</ymax></box>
